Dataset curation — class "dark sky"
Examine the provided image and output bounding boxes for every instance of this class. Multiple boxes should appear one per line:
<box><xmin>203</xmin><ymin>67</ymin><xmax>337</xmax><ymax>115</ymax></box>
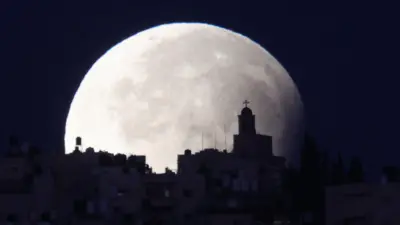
<box><xmin>0</xmin><ymin>1</ymin><xmax>398</xmax><ymax>180</ymax></box>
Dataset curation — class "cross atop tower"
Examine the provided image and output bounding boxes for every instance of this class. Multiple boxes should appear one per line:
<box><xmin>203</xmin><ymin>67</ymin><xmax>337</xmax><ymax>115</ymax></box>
<box><xmin>243</xmin><ymin>100</ymin><xmax>250</xmax><ymax>107</ymax></box>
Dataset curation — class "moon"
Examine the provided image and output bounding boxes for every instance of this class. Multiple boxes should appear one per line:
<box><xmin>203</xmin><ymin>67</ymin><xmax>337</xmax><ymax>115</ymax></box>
<box><xmin>65</xmin><ymin>22</ymin><xmax>304</xmax><ymax>173</ymax></box>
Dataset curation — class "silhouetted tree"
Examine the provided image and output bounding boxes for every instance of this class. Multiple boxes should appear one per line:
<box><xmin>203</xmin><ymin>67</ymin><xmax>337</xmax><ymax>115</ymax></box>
<box><xmin>382</xmin><ymin>166</ymin><xmax>399</xmax><ymax>182</ymax></box>
<box><xmin>114</xmin><ymin>154</ymin><xmax>127</xmax><ymax>166</ymax></box>
<box><xmin>320</xmin><ymin>150</ymin><xmax>331</xmax><ymax>186</ymax></box>
<box><xmin>85</xmin><ymin>147</ymin><xmax>95</xmax><ymax>154</ymax></box>
<box><xmin>6</xmin><ymin>135</ymin><xmax>21</xmax><ymax>157</ymax></box>
<box><xmin>9</xmin><ymin>135</ymin><xmax>19</xmax><ymax>147</ymax></box>
<box><xmin>28</xmin><ymin>146</ymin><xmax>41</xmax><ymax>159</ymax></box>
<box><xmin>337</xmin><ymin>152</ymin><xmax>345</xmax><ymax>182</ymax></box>
<box><xmin>299</xmin><ymin>133</ymin><xmax>321</xmax><ymax>211</ymax></box>
<box><xmin>282</xmin><ymin>164</ymin><xmax>298</xmax><ymax>191</ymax></box>
<box><xmin>165</xmin><ymin>167</ymin><xmax>173</xmax><ymax>174</ymax></box>
<box><xmin>331</xmin><ymin>152</ymin><xmax>346</xmax><ymax>185</ymax></box>
<box><xmin>282</xmin><ymin>164</ymin><xmax>300</xmax><ymax>221</ymax></box>
<box><xmin>347</xmin><ymin>156</ymin><xmax>364</xmax><ymax>183</ymax></box>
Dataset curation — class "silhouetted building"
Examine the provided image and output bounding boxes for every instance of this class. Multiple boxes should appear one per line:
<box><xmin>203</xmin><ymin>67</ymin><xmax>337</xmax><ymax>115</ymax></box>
<box><xmin>232</xmin><ymin>101</ymin><xmax>274</xmax><ymax>159</ymax></box>
<box><xmin>177</xmin><ymin>101</ymin><xmax>287</xmax><ymax>224</ymax></box>
<box><xmin>325</xmin><ymin>183</ymin><xmax>400</xmax><ymax>225</ymax></box>
<box><xmin>382</xmin><ymin>166</ymin><xmax>400</xmax><ymax>183</ymax></box>
<box><xmin>0</xmin><ymin>102</ymin><xmax>289</xmax><ymax>225</ymax></box>
<box><xmin>143</xmin><ymin>173</ymin><xmax>178</xmax><ymax>224</ymax></box>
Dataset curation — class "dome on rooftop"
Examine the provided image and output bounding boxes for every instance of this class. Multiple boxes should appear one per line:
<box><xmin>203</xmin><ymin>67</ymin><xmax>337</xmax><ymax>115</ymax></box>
<box><xmin>241</xmin><ymin>106</ymin><xmax>253</xmax><ymax>115</ymax></box>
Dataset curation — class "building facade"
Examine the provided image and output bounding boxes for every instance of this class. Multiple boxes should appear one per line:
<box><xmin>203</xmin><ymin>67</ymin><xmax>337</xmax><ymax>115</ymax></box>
<box><xmin>0</xmin><ymin>103</ymin><xmax>288</xmax><ymax>225</ymax></box>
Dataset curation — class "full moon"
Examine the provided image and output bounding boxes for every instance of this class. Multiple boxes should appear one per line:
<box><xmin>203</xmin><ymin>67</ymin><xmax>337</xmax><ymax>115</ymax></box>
<box><xmin>65</xmin><ymin>22</ymin><xmax>304</xmax><ymax>172</ymax></box>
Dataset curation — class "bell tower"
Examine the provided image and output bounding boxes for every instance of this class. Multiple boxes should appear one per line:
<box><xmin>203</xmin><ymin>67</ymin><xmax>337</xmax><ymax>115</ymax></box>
<box><xmin>238</xmin><ymin>100</ymin><xmax>256</xmax><ymax>135</ymax></box>
<box><xmin>233</xmin><ymin>100</ymin><xmax>273</xmax><ymax>158</ymax></box>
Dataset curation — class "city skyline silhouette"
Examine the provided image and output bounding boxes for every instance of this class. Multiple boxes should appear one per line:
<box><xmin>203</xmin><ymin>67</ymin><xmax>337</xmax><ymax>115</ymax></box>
<box><xmin>1</xmin><ymin>3</ymin><xmax>398</xmax><ymax>183</ymax></box>
<box><xmin>0</xmin><ymin>1</ymin><xmax>399</xmax><ymax>224</ymax></box>
<box><xmin>1</xmin><ymin>101</ymin><xmax>397</xmax><ymax>225</ymax></box>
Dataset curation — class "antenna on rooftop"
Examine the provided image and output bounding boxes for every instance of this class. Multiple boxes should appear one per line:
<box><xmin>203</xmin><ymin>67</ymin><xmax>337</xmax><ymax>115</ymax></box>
<box><xmin>224</xmin><ymin>124</ymin><xmax>227</xmax><ymax>150</ymax></box>
<box><xmin>214</xmin><ymin>128</ymin><xmax>217</xmax><ymax>149</ymax></box>
<box><xmin>201</xmin><ymin>132</ymin><xmax>204</xmax><ymax>151</ymax></box>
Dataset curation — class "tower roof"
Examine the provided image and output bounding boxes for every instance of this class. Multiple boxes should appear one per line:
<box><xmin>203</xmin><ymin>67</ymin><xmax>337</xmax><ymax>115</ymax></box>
<box><xmin>240</xmin><ymin>100</ymin><xmax>253</xmax><ymax>115</ymax></box>
<box><xmin>241</xmin><ymin>106</ymin><xmax>253</xmax><ymax>115</ymax></box>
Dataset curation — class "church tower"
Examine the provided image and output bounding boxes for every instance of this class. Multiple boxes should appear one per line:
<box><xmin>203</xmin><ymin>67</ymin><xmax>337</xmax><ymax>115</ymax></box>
<box><xmin>238</xmin><ymin>100</ymin><xmax>256</xmax><ymax>135</ymax></box>
<box><xmin>232</xmin><ymin>100</ymin><xmax>273</xmax><ymax>158</ymax></box>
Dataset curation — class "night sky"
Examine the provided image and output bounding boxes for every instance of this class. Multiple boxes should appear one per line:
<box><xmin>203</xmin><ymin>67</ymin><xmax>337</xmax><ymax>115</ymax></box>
<box><xmin>1</xmin><ymin>1</ymin><xmax>398</xmax><ymax>181</ymax></box>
